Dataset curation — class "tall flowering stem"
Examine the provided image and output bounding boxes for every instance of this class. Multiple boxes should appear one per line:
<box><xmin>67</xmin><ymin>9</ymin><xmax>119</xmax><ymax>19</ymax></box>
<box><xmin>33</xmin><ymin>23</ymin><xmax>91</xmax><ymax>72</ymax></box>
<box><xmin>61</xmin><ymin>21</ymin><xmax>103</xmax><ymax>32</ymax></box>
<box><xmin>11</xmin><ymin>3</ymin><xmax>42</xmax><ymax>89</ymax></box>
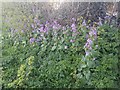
<box><xmin>70</xmin><ymin>18</ymin><xmax>78</xmax><ymax>44</ymax></box>
<box><xmin>84</xmin><ymin>26</ymin><xmax>97</xmax><ymax>60</ymax></box>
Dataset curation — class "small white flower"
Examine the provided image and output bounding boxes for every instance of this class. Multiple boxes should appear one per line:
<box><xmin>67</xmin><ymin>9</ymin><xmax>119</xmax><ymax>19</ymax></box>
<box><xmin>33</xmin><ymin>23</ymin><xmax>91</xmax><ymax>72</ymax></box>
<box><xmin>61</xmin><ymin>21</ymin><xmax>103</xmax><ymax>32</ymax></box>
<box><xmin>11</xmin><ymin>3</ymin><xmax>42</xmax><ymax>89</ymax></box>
<box><xmin>85</xmin><ymin>51</ymin><xmax>90</xmax><ymax>56</ymax></box>
<box><xmin>93</xmin><ymin>58</ymin><xmax>96</xmax><ymax>60</ymax></box>
<box><xmin>87</xmin><ymin>38</ymin><xmax>93</xmax><ymax>45</ymax></box>
<box><xmin>96</xmin><ymin>45</ymin><xmax>98</xmax><ymax>48</ymax></box>
<box><xmin>65</xmin><ymin>46</ymin><xmax>68</xmax><ymax>49</ymax></box>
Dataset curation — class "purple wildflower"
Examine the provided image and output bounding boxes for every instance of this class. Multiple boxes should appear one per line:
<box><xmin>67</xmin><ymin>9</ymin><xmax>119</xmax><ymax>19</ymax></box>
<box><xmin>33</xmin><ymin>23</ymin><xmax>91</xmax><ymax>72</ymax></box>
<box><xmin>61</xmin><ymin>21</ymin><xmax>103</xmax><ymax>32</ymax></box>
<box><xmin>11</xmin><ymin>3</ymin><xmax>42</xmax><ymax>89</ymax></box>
<box><xmin>89</xmin><ymin>27</ymin><xmax>97</xmax><ymax>38</ymax></box>
<box><xmin>70</xmin><ymin>39</ymin><xmax>75</xmax><ymax>43</ymax></box>
<box><xmin>62</xmin><ymin>26</ymin><xmax>66</xmax><ymax>30</ymax></box>
<box><xmin>84</xmin><ymin>38</ymin><xmax>92</xmax><ymax>50</ymax></box>
<box><xmin>30</xmin><ymin>38</ymin><xmax>35</xmax><ymax>44</ymax></box>
<box><xmin>43</xmin><ymin>27</ymin><xmax>47</xmax><ymax>33</ymax></box>
<box><xmin>84</xmin><ymin>42</ymin><xmax>91</xmax><ymax>50</ymax></box>
<box><xmin>71</xmin><ymin>23</ymin><xmax>77</xmax><ymax>32</ymax></box>
<box><xmin>89</xmin><ymin>31</ymin><xmax>93</xmax><ymax>36</ymax></box>
<box><xmin>71</xmin><ymin>23</ymin><xmax>75</xmax><ymax>28</ymax></box>
<box><xmin>46</xmin><ymin>21</ymin><xmax>49</xmax><ymax>24</ymax></box>
<box><xmin>104</xmin><ymin>15</ymin><xmax>110</xmax><ymax>19</ymax></box>
<box><xmin>87</xmin><ymin>38</ymin><xmax>93</xmax><ymax>45</ymax></box>
<box><xmin>37</xmin><ymin>22</ymin><xmax>40</xmax><ymax>26</ymax></box>
<box><xmin>82</xmin><ymin>19</ymin><xmax>86</xmax><ymax>26</ymax></box>
<box><xmin>21</xmin><ymin>30</ymin><xmax>24</xmax><ymax>33</ymax></box>
<box><xmin>53</xmin><ymin>25</ymin><xmax>58</xmax><ymax>30</ymax></box>
<box><xmin>52</xmin><ymin>20</ymin><xmax>61</xmax><ymax>30</ymax></box>
<box><xmin>53</xmin><ymin>20</ymin><xmax>57</xmax><ymax>24</ymax></box>
<box><xmin>31</xmin><ymin>24</ymin><xmax>34</xmax><ymax>28</ymax></box>
<box><xmin>39</xmin><ymin>27</ymin><xmax>44</xmax><ymax>32</ymax></box>
<box><xmin>40</xmin><ymin>24</ymin><xmax>44</xmax><ymax>27</ymax></box>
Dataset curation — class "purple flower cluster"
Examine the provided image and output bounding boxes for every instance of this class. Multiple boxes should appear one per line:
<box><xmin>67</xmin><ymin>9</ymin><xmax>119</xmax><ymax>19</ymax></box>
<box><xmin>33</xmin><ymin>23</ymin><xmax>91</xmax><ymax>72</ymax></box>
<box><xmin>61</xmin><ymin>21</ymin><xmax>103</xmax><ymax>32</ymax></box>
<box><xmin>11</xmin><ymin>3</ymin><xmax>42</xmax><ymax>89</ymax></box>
<box><xmin>30</xmin><ymin>37</ymin><xmax>35</xmax><ymax>44</ymax></box>
<box><xmin>84</xmin><ymin>38</ymin><xmax>92</xmax><ymax>51</ymax></box>
<box><xmin>70</xmin><ymin>18</ymin><xmax>78</xmax><ymax>43</ymax></box>
<box><xmin>29</xmin><ymin>17</ymin><xmax>99</xmax><ymax>56</ymax></box>
<box><xmin>71</xmin><ymin>23</ymin><xmax>77</xmax><ymax>32</ymax></box>
<box><xmin>52</xmin><ymin>20</ymin><xmax>61</xmax><ymax>30</ymax></box>
<box><xmin>84</xmin><ymin>26</ymin><xmax>97</xmax><ymax>57</ymax></box>
<box><xmin>89</xmin><ymin>27</ymin><xmax>97</xmax><ymax>39</ymax></box>
<box><xmin>70</xmin><ymin>39</ymin><xmax>75</xmax><ymax>43</ymax></box>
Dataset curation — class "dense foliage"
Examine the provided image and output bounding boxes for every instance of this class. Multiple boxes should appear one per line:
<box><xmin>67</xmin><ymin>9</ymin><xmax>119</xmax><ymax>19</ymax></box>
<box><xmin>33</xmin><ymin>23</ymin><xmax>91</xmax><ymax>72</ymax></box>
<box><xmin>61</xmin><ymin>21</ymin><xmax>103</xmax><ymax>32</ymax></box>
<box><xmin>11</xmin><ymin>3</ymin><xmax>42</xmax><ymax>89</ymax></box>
<box><xmin>1</xmin><ymin>2</ymin><xmax>119</xmax><ymax>89</ymax></box>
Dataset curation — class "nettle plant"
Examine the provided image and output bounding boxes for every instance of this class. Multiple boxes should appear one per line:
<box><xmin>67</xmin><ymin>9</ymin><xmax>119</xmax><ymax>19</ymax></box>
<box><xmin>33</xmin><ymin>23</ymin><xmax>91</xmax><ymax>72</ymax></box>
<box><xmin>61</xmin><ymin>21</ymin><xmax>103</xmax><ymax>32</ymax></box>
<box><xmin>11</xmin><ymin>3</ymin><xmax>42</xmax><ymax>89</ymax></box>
<box><xmin>2</xmin><ymin>15</ymin><xmax>119</xmax><ymax>88</ymax></box>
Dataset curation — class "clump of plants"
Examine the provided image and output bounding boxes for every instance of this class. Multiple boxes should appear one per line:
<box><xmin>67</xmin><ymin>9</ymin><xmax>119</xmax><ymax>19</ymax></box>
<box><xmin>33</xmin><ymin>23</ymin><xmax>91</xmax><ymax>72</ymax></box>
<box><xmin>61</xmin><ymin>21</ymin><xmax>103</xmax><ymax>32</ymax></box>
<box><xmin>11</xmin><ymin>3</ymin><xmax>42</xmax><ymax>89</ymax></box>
<box><xmin>2</xmin><ymin>12</ymin><xmax>119</xmax><ymax>88</ymax></box>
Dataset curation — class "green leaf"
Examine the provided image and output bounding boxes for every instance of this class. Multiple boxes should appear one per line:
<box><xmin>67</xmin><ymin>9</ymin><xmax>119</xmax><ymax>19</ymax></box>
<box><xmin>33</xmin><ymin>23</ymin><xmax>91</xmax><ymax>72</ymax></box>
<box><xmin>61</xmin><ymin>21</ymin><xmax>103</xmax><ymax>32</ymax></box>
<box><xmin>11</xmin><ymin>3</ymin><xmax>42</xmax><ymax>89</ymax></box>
<box><xmin>51</xmin><ymin>46</ymin><xmax>56</xmax><ymax>51</ymax></box>
<box><xmin>76</xmin><ymin>73</ymin><xmax>83</xmax><ymax>79</ymax></box>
